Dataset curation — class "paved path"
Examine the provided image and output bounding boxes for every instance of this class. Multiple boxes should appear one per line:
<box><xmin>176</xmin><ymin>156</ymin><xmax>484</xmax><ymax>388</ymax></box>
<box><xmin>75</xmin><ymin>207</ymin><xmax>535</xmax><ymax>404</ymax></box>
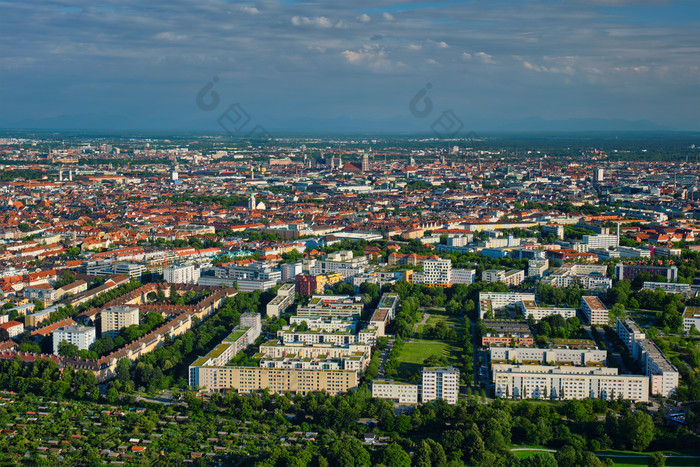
<box><xmin>413</xmin><ymin>312</ymin><xmax>430</xmax><ymax>333</ymax></box>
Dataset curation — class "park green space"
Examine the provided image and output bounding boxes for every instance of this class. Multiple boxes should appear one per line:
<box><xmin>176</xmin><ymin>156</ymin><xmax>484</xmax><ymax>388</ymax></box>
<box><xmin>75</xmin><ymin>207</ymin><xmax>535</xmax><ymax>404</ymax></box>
<box><xmin>396</xmin><ymin>339</ymin><xmax>461</xmax><ymax>379</ymax></box>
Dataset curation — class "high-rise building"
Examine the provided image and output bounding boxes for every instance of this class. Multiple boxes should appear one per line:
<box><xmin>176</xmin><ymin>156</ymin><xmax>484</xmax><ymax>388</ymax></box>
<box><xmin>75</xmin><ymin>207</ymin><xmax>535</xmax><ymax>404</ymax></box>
<box><xmin>421</xmin><ymin>367</ymin><xmax>459</xmax><ymax>404</ymax></box>
<box><xmin>593</xmin><ymin>168</ymin><xmax>604</xmax><ymax>182</ymax></box>
<box><xmin>423</xmin><ymin>258</ymin><xmax>452</xmax><ymax>287</ymax></box>
<box><xmin>53</xmin><ymin>325</ymin><xmax>96</xmax><ymax>354</ymax></box>
<box><xmin>101</xmin><ymin>306</ymin><xmax>140</xmax><ymax>336</ymax></box>
<box><xmin>361</xmin><ymin>153</ymin><xmax>369</xmax><ymax>172</ymax></box>
<box><xmin>581</xmin><ymin>296</ymin><xmax>609</xmax><ymax>325</ymax></box>
<box><xmin>164</xmin><ymin>264</ymin><xmax>200</xmax><ymax>284</ymax></box>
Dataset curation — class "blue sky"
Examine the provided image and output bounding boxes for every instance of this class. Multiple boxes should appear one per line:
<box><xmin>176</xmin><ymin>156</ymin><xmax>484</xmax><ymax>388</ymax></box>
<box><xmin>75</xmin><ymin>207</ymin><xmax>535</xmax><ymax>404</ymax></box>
<box><xmin>1</xmin><ymin>0</ymin><xmax>699</xmax><ymax>132</ymax></box>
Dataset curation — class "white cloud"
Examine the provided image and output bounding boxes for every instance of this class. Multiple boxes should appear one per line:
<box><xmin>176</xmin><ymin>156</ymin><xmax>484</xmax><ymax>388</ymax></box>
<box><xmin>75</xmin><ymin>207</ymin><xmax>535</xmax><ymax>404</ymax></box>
<box><xmin>155</xmin><ymin>32</ymin><xmax>187</xmax><ymax>41</ymax></box>
<box><xmin>291</xmin><ymin>16</ymin><xmax>334</xmax><ymax>28</ymax></box>
<box><xmin>408</xmin><ymin>44</ymin><xmax>422</xmax><ymax>51</ymax></box>
<box><xmin>475</xmin><ymin>52</ymin><xmax>495</xmax><ymax>64</ymax></box>
<box><xmin>462</xmin><ymin>52</ymin><xmax>472</xmax><ymax>60</ymax></box>
<box><xmin>358</xmin><ymin>13</ymin><xmax>371</xmax><ymax>23</ymax></box>
<box><xmin>240</xmin><ymin>6</ymin><xmax>260</xmax><ymax>15</ymax></box>
<box><xmin>382</xmin><ymin>12</ymin><xmax>394</xmax><ymax>21</ymax></box>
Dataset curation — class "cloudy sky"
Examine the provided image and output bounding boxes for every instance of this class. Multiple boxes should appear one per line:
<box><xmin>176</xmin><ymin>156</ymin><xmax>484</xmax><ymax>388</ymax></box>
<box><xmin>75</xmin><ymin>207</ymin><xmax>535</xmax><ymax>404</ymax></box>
<box><xmin>1</xmin><ymin>0</ymin><xmax>699</xmax><ymax>132</ymax></box>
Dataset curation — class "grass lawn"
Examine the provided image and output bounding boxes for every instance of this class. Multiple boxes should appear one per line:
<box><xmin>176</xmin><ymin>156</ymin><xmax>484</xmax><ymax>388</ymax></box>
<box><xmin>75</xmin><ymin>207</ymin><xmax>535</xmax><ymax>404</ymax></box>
<box><xmin>423</xmin><ymin>313</ymin><xmax>465</xmax><ymax>337</ymax></box>
<box><xmin>596</xmin><ymin>456</ymin><xmax>699</xmax><ymax>467</ymax></box>
<box><xmin>396</xmin><ymin>339</ymin><xmax>461</xmax><ymax>379</ymax></box>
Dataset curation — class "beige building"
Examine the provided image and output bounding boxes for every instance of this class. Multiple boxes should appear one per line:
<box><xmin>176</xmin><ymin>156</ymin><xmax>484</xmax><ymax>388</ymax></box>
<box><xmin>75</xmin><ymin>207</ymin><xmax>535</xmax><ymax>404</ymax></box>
<box><xmin>191</xmin><ymin>366</ymin><xmax>358</xmax><ymax>396</ymax></box>
<box><xmin>581</xmin><ymin>296</ymin><xmax>608</xmax><ymax>325</ymax></box>
<box><xmin>518</xmin><ymin>300</ymin><xmax>576</xmax><ymax>322</ymax></box>
<box><xmin>489</xmin><ymin>346</ymin><xmax>607</xmax><ymax>366</ymax></box>
<box><xmin>493</xmin><ymin>364</ymin><xmax>649</xmax><ymax>402</ymax></box>
<box><xmin>372</xmin><ymin>380</ymin><xmax>419</xmax><ymax>404</ymax></box>
<box><xmin>479</xmin><ymin>292</ymin><xmax>536</xmax><ymax>319</ymax></box>
<box><xmin>266</xmin><ymin>283</ymin><xmax>295</xmax><ymax>318</ymax></box>
<box><xmin>101</xmin><ymin>306</ymin><xmax>140</xmax><ymax>336</ymax></box>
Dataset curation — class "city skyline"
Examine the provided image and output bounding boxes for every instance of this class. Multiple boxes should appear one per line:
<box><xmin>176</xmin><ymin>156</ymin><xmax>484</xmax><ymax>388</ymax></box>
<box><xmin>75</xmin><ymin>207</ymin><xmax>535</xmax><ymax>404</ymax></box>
<box><xmin>1</xmin><ymin>0</ymin><xmax>699</xmax><ymax>132</ymax></box>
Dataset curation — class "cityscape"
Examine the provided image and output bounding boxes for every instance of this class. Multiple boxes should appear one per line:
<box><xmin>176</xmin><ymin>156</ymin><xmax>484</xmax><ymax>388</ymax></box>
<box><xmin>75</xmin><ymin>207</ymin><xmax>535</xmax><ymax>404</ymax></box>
<box><xmin>2</xmin><ymin>0</ymin><xmax>700</xmax><ymax>465</ymax></box>
<box><xmin>0</xmin><ymin>133</ymin><xmax>696</xmax><ymax>465</ymax></box>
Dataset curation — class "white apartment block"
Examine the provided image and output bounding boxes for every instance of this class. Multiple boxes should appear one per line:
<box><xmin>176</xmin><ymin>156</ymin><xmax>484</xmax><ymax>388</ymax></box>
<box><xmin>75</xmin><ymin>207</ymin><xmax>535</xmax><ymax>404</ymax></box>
<box><xmin>423</xmin><ymin>258</ymin><xmax>452</xmax><ymax>287</ymax></box>
<box><xmin>683</xmin><ymin>306</ymin><xmax>700</xmax><ymax>334</ymax></box>
<box><xmin>259</xmin><ymin>341</ymin><xmax>371</xmax><ymax>362</ymax></box>
<box><xmin>518</xmin><ymin>300</ymin><xmax>577</xmax><ymax>322</ymax></box>
<box><xmin>266</xmin><ymin>283</ymin><xmax>295</xmax><ymax>318</ymax></box>
<box><xmin>528</xmin><ymin>259</ymin><xmax>549</xmax><ymax>278</ymax></box>
<box><xmin>479</xmin><ymin>292</ymin><xmax>536</xmax><ymax>319</ymax></box>
<box><xmin>279</xmin><ymin>262</ymin><xmax>302</xmax><ymax>281</ymax></box>
<box><xmin>421</xmin><ymin>366</ymin><xmax>459</xmax><ymax>404</ymax></box>
<box><xmin>309</xmin><ymin>251</ymin><xmax>368</xmax><ymax>279</ymax></box>
<box><xmin>482</xmin><ymin>269</ymin><xmax>525</xmax><ymax>286</ymax></box>
<box><xmin>582</xmin><ymin>234</ymin><xmax>619</xmax><ymax>249</ymax></box>
<box><xmin>489</xmin><ymin>347</ymin><xmax>607</xmax><ymax>366</ymax></box>
<box><xmin>163</xmin><ymin>264</ymin><xmax>200</xmax><ymax>284</ymax></box>
<box><xmin>542</xmin><ymin>263</ymin><xmax>611</xmax><ymax>290</ymax></box>
<box><xmin>451</xmin><ymin>268</ymin><xmax>476</xmax><ymax>285</ymax></box>
<box><xmin>643</xmin><ymin>282</ymin><xmax>691</xmax><ymax>294</ymax></box>
<box><xmin>101</xmin><ymin>305</ymin><xmax>140</xmax><ymax>336</ymax></box>
<box><xmin>113</xmin><ymin>263</ymin><xmax>146</xmax><ymax>278</ymax></box>
<box><xmin>295</xmin><ymin>295</ymin><xmax>364</xmax><ymax>319</ymax></box>
<box><xmin>581</xmin><ymin>296</ymin><xmax>609</xmax><ymax>325</ymax></box>
<box><xmin>372</xmin><ymin>380</ymin><xmax>419</xmax><ymax>404</ymax></box>
<box><xmin>636</xmin><ymin>339</ymin><xmax>679</xmax><ymax>397</ymax></box>
<box><xmin>289</xmin><ymin>316</ymin><xmax>356</xmax><ymax>332</ymax></box>
<box><xmin>53</xmin><ymin>325</ymin><xmax>96</xmax><ymax>354</ymax></box>
<box><xmin>493</xmin><ymin>364</ymin><xmax>649</xmax><ymax>402</ymax></box>
<box><xmin>617</xmin><ymin>246</ymin><xmax>651</xmax><ymax>258</ymax></box>
<box><xmin>615</xmin><ymin>318</ymin><xmax>646</xmax><ymax>353</ymax></box>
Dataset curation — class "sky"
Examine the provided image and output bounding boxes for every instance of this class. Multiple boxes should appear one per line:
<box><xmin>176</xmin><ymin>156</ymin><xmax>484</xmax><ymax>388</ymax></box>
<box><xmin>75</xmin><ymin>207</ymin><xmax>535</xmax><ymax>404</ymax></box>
<box><xmin>1</xmin><ymin>0</ymin><xmax>699</xmax><ymax>133</ymax></box>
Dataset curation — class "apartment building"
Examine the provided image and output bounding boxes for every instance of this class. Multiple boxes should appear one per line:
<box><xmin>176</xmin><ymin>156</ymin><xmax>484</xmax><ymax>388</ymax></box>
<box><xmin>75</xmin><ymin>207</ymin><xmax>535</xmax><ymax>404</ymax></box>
<box><xmin>528</xmin><ymin>259</ymin><xmax>549</xmax><ymax>278</ymax></box>
<box><xmin>423</xmin><ymin>258</ymin><xmax>452</xmax><ymax>287</ymax></box>
<box><xmin>163</xmin><ymin>264</ymin><xmax>200</xmax><ymax>284</ymax></box>
<box><xmin>191</xmin><ymin>365</ymin><xmax>358</xmax><ymax>396</ymax></box>
<box><xmin>101</xmin><ymin>306</ymin><xmax>140</xmax><ymax>336</ymax></box>
<box><xmin>53</xmin><ymin>325</ymin><xmax>96</xmax><ymax>354</ymax></box>
<box><xmin>266</xmin><ymin>283</ymin><xmax>295</xmax><ymax>318</ymax></box>
<box><xmin>481</xmin><ymin>320</ymin><xmax>534</xmax><ymax>346</ymax></box>
<box><xmin>581</xmin><ymin>296</ymin><xmax>609</xmax><ymax>325</ymax></box>
<box><xmin>451</xmin><ymin>268</ymin><xmax>476</xmax><ymax>285</ymax></box>
<box><xmin>636</xmin><ymin>339</ymin><xmax>679</xmax><ymax>397</ymax></box>
<box><xmin>542</xmin><ymin>263</ymin><xmax>611</xmax><ymax>290</ymax></box>
<box><xmin>582</xmin><ymin>234</ymin><xmax>619</xmax><ymax>249</ymax></box>
<box><xmin>643</xmin><ymin>282</ymin><xmax>690</xmax><ymax>294</ymax></box>
<box><xmin>615</xmin><ymin>318</ymin><xmax>646</xmax><ymax>352</ymax></box>
<box><xmin>309</xmin><ymin>251</ymin><xmax>368</xmax><ymax>279</ymax></box>
<box><xmin>371</xmin><ymin>380</ymin><xmax>419</xmax><ymax>404</ymax></box>
<box><xmin>295</xmin><ymin>295</ymin><xmax>363</xmax><ymax>319</ymax></box>
<box><xmin>683</xmin><ymin>306</ymin><xmax>700</xmax><ymax>334</ymax></box>
<box><xmin>614</xmin><ymin>263</ymin><xmax>678</xmax><ymax>282</ymax></box>
<box><xmin>421</xmin><ymin>367</ymin><xmax>459</xmax><ymax>404</ymax></box>
<box><xmin>482</xmin><ymin>269</ymin><xmax>525</xmax><ymax>286</ymax></box>
<box><xmin>493</xmin><ymin>364</ymin><xmax>649</xmax><ymax>402</ymax></box>
<box><xmin>479</xmin><ymin>292</ymin><xmax>536</xmax><ymax>319</ymax></box>
<box><xmin>518</xmin><ymin>300</ymin><xmax>576</xmax><ymax>322</ymax></box>
<box><xmin>489</xmin><ymin>347</ymin><xmax>607</xmax><ymax>366</ymax></box>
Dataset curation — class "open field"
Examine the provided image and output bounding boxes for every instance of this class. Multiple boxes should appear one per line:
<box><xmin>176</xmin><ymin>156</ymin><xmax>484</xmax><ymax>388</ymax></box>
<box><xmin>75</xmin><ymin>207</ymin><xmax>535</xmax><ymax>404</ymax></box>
<box><xmin>416</xmin><ymin>312</ymin><xmax>465</xmax><ymax>338</ymax></box>
<box><xmin>396</xmin><ymin>339</ymin><xmax>461</xmax><ymax>379</ymax></box>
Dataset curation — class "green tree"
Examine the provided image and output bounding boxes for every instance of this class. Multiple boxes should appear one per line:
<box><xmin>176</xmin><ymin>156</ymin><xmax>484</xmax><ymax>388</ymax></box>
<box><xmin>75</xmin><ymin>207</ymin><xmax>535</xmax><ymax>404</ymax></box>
<box><xmin>379</xmin><ymin>443</ymin><xmax>411</xmax><ymax>467</ymax></box>
<box><xmin>622</xmin><ymin>411</ymin><xmax>654</xmax><ymax>451</ymax></box>
<box><xmin>648</xmin><ymin>452</ymin><xmax>665</xmax><ymax>467</ymax></box>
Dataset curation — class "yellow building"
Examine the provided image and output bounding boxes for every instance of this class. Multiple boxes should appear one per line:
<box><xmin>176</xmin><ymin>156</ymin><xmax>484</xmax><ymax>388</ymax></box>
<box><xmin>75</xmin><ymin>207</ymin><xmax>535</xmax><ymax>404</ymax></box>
<box><xmin>190</xmin><ymin>366</ymin><xmax>358</xmax><ymax>396</ymax></box>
